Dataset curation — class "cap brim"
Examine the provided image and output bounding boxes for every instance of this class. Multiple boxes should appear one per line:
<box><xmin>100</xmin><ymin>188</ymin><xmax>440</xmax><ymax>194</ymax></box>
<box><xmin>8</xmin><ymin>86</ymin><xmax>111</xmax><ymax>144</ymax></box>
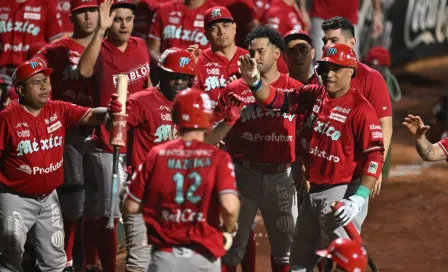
<box><xmin>71</xmin><ymin>4</ymin><xmax>99</xmax><ymax>12</ymax></box>
<box><xmin>15</xmin><ymin>68</ymin><xmax>53</xmax><ymax>85</ymax></box>
<box><xmin>284</xmin><ymin>33</ymin><xmax>312</xmax><ymax>47</ymax></box>
<box><xmin>205</xmin><ymin>18</ymin><xmax>234</xmax><ymax>28</ymax></box>
<box><xmin>316</xmin><ymin>249</ymin><xmax>331</xmax><ymax>258</ymax></box>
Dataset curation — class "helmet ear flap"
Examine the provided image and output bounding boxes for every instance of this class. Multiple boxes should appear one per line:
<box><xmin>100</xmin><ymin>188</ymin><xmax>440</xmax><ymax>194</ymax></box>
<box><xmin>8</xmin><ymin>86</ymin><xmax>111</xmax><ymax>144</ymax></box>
<box><xmin>315</xmin><ymin>64</ymin><xmax>323</xmax><ymax>75</ymax></box>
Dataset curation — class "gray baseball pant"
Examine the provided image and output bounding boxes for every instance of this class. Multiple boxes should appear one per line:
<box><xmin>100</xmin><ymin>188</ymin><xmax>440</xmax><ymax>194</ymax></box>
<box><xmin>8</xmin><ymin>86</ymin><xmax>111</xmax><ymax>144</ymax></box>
<box><xmin>122</xmin><ymin>212</ymin><xmax>151</xmax><ymax>271</ymax></box>
<box><xmin>289</xmin><ymin>181</ymin><xmax>368</xmax><ymax>272</ymax></box>
<box><xmin>0</xmin><ymin>190</ymin><xmax>66</xmax><ymax>272</ymax></box>
<box><xmin>222</xmin><ymin>164</ymin><xmax>298</xmax><ymax>266</ymax></box>
<box><xmin>147</xmin><ymin>247</ymin><xmax>220</xmax><ymax>272</ymax></box>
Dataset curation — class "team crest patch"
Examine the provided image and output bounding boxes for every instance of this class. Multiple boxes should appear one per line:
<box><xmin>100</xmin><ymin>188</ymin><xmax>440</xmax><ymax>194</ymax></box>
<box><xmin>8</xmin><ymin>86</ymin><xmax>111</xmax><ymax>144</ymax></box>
<box><xmin>211</xmin><ymin>8</ymin><xmax>222</xmax><ymax>18</ymax></box>
<box><xmin>179</xmin><ymin>57</ymin><xmax>191</xmax><ymax>67</ymax></box>
<box><xmin>326</xmin><ymin>47</ymin><xmax>337</xmax><ymax>56</ymax></box>
<box><xmin>367</xmin><ymin>161</ymin><xmax>379</xmax><ymax>174</ymax></box>
<box><xmin>29</xmin><ymin>61</ymin><xmax>40</xmax><ymax>69</ymax></box>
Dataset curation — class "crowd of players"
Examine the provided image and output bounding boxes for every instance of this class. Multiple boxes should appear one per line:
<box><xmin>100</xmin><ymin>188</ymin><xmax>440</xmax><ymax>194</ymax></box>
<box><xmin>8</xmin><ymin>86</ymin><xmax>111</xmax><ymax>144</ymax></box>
<box><xmin>0</xmin><ymin>0</ymin><xmax>406</xmax><ymax>272</ymax></box>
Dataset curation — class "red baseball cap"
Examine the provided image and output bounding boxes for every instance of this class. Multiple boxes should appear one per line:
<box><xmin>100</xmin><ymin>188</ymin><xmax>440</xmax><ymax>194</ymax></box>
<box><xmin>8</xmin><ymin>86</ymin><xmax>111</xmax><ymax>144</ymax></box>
<box><xmin>318</xmin><ymin>44</ymin><xmax>357</xmax><ymax>70</ymax></box>
<box><xmin>111</xmin><ymin>0</ymin><xmax>137</xmax><ymax>11</ymax></box>
<box><xmin>365</xmin><ymin>46</ymin><xmax>391</xmax><ymax>67</ymax></box>
<box><xmin>70</xmin><ymin>0</ymin><xmax>99</xmax><ymax>12</ymax></box>
<box><xmin>158</xmin><ymin>48</ymin><xmax>196</xmax><ymax>76</ymax></box>
<box><xmin>204</xmin><ymin>6</ymin><xmax>234</xmax><ymax>28</ymax></box>
<box><xmin>283</xmin><ymin>29</ymin><xmax>313</xmax><ymax>47</ymax></box>
<box><xmin>316</xmin><ymin>238</ymin><xmax>367</xmax><ymax>272</ymax></box>
<box><xmin>12</xmin><ymin>61</ymin><xmax>53</xmax><ymax>85</ymax></box>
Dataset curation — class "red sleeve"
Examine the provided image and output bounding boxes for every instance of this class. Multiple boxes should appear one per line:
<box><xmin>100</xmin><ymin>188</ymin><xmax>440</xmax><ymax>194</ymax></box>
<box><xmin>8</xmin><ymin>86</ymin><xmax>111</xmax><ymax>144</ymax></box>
<box><xmin>46</xmin><ymin>1</ymin><xmax>64</xmax><ymax>41</ymax></box>
<box><xmin>365</xmin><ymin>70</ymin><xmax>392</xmax><ymax>118</ymax></box>
<box><xmin>353</xmin><ymin>104</ymin><xmax>385</xmax><ymax>179</ymax></box>
<box><xmin>214</xmin><ymin>151</ymin><xmax>237</xmax><ymax>195</ymax></box>
<box><xmin>30</xmin><ymin>46</ymin><xmax>49</xmax><ymax>67</ymax></box>
<box><xmin>127</xmin><ymin>150</ymin><xmax>157</xmax><ymax>202</ymax></box>
<box><xmin>0</xmin><ymin>113</ymin><xmax>8</xmax><ymax>152</ymax></box>
<box><xmin>149</xmin><ymin>8</ymin><xmax>162</xmax><ymax>40</ymax></box>
<box><xmin>126</xmin><ymin>96</ymin><xmax>145</xmax><ymax>127</ymax></box>
<box><xmin>436</xmin><ymin>138</ymin><xmax>448</xmax><ymax>161</ymax></box>
<box><xmin>60</xmin><ymin>101</ymin><xmax>92</xmax><ymax>129</ymax></box>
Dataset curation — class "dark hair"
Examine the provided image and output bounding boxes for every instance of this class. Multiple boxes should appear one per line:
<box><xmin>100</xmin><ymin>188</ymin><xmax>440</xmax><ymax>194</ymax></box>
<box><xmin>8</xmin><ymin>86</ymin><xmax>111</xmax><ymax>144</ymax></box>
<box><xmin>245</xmin><ymin>26</ymin><xmax>285</xmax><ymax>52</ymax></box>
<box><xmin>321</xmin><ymin>16</ymin><xmax>355</xmax><ymax>38</ymax></box>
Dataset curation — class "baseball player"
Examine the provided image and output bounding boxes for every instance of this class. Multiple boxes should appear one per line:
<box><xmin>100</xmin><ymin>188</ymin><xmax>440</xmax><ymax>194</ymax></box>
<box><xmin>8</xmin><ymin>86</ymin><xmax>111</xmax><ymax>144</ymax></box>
<box><xmin>148</xmin><ymin>0</ymin><xmax>217</xmax><ymax>62</ymax></box>
<box><xmin>0</xmin><ymin>0</ymin><xmax>64</xmax><ymax>105</ymax></box>
<box><xmin>0</xmin><ymin>60</ymin><xmax>119</xmax><ymax>272</ymax></box>
<box><xmin>318</xmin><ymin>16</ymin><xmax>392</xmax><ymax>198</ymax></box>
<box><xmin>107</xmin><ymin>48</ymin><xmax>196</xmax><ymax>272</ymax></box>
<box><xmin>238</xmin><ymin>43</ymin><xmax>384</xmax><ymax>271</ymax></box>
<box><xmin>283</xmin><ymin>30</ymin><xmax>315</xmax><ymax>84</ymax></box>
<box><xmin>206</xmin><ymin>26</ymin><xmax>302</xmax><ymax>272</ymax></box>
<box><xmin>77</xmin><ymin>0</ymin><xmax>151</xmax><ymax>271</ymax></box>
<box><xmin>316</xmin><ymin>238</ymin><xmax>367</xmax><ymax>272</ymax></box>
<box><xmin>192</xmin><ymin>6</ymin><xmax>249</xmax><ymax>107</ymax></box>
<box><xmin>299</xmin><ymin>0</ymin><xmax>383</xmax><ymax>59</ymax></box>
<box><xmin>403</xmin><ymin>114</ymin><xmax>448</xmax><ymax>163</ymax></box>
<box><xmin>29</xmin><ymin>1</ymin><xmax>100</xmax><ymax>270</ymax></box>
<box><xmin>57</xmin><ymin>0</ymin><xmax>75</xmax><ymax>37</ymax></box>
<box><xmin>121</xmin><ymin>88</ymin><xmax>240</xmax><ymax>272</ymax></box>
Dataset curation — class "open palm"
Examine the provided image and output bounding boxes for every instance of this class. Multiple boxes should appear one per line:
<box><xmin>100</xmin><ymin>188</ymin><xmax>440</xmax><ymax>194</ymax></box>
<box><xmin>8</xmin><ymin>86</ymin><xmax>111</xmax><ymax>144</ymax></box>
<box><xmin>99</xmin><ymin>0</ymin><xmax>116</xmax><ymax>30</ymax></box>
<box><xmin>403</xmin><ymin>114</ymin><xmax>430</xmax><ymax>136</ymax></box>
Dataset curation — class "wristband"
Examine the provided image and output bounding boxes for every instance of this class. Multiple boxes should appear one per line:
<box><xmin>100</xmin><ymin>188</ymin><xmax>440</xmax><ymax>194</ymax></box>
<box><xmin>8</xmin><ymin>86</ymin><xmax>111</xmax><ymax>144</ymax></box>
<box><xmin>249</xmin><ymin>78</ymin><xmax>263</xmax><ymax>92</ymax></box>
<box><xmin>354</xmin><ymin>185</ymin><xmax>371</xmax><ymax>199</ymax></box>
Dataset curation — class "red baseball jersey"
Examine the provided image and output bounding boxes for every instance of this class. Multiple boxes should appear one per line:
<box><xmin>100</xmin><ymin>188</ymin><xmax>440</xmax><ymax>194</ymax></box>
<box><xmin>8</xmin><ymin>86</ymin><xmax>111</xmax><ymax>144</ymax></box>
<box><xmin>0</xmin><ymin>0</ymin><xmax>64</xmax><ymax>69</ymax></box>
<box><xmin>437</xmin><ymin>137</ymin><xmax>448</xmax><ymax>161</ymax></box>
<box><xmin>269</xmin><ymin>85</ymin><xmax>384</xmax><ymax>184</ymax></box>
<box><xmin>149</xmin><ymin>0</ymin><xmax>217</xmax><ymax>51</ymax></box>
<box><xmin>57</xmin><ymin>0</ymin><xmax>73</xmax><ymax>34</ymax></box>
<box><xmin>310</xmin><ymin>0</ymin><xmax>358</xmax><ymax>24</ymax></box>
<box><xmin>31</xmin><ymin>37</ymin><xmax>93</xmax><ymax>107</ymax></box>
<box><xmin>261</xmin><ymin>0</ymin><xmax>306</xmax><ymax>36</ymax></box>
<box><xmin>90</xmin><ymin>37</ymin><xmax>150</xmax><ymax>153</ymax></box>
<box><xmin>0</xmin><ymin>100</ymin><xmax>90</xmax><ymax>195</ymax></box>
<box><xmin>127</xmin><ymin>139</ymin><xmax>237</xmax><ymax>258</ymax></box>
<box><xmin>253</xmin><ymin>0</ymin><xmax>272</xmax><ymax>20</ymax></box>
<box><xmin>310</xmin><ymin>62</ymin><xmax>392</xmax><ymax>118</ymax></box>
<box><xmin>215</xmin><ymin>75</ymin><xmax>302</xmax><ymax>163</ymax></box>
<box><xmin>194</xmin><ymin>47</ymin><xmax>248</xmax><ymax>107</ymax></box>
<box><xmin>126</xmin><ymin>87</ymin><xmax>177</xmax><ymax>170</ymax></box>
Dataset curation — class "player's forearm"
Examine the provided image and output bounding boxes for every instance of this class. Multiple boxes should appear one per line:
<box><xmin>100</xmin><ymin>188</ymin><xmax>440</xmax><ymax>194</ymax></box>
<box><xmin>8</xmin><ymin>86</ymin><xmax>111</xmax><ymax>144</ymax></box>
<box><xmin>299</xmin><ymin>0</ymin><xmax>308</xmax><ymax>12</ymax></box>
<box><xmin>359</xmin><ymin>174</ymin><xmax>378</xmax><ymax>191</ymax></box>
<box><xmin>415</xmin><ymin>135</ymin><xmax>446</xmax><ymax>162</ymax></box>
<box><xmin>372</xmin><ymin>0</ymin><xmax>381</xmax><ymax>13</ymax></box>
<box><xmin>78</xmin><ymin>28</ymin><xmax>106</xmax><ymax>78</ymax></box>
<box><xmin>220</xmin><ymin>194</ymin><xmax>240</xmax><ymax>233</ymax></box>
<box><xmin>148</xmin><ymin>39</ymin><xmax>161</xmax><ymax>62</ymax></box>
<box><xmin>379</xmin><ymin>116</ymin><xmax>392</xmax><ymax>155</ymax></box>
<box><xmin>79</xmin><ymin>107</ymin><xmax>108</xmax><ymax>126</ymax></box>
<box><xmin>205</xmin><ymin>122</ymin><xmax>233</xmax><ymax>145</ymax></box>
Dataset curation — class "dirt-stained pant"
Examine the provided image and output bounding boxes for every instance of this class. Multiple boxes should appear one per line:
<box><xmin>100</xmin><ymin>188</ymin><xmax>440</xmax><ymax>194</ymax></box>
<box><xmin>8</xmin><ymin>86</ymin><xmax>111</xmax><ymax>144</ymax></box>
<box><xmin>222</xmin><ymin>164</ymin><xmax>298</xmax><ymax>266</ymax></box>
<box><xmin>147</xmin><ymin>248</ymin><xmax>220</xmax><ymax>272</ymax></box>
<box><xmin>289</xmin><ymin>181</ymin><xmax>368</xmax><ymax>272</ymax></box>
<box><xmin>0</xmin><ymin>190</ymin><xmax>66</xmax><ymax>272</ymax></box>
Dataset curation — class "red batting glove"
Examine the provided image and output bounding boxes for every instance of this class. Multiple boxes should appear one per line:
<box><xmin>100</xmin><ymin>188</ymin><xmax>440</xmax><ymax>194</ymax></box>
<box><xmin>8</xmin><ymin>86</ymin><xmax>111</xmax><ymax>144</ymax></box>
<box><xmin>107</xmin><ymin>93</ymin><xmax>122</xmax><ymax>114</ymax></box>
<box><xmin>224</xmin><ymin>92</ymin><xmax>245</xmax><ymax>126</ymax></box>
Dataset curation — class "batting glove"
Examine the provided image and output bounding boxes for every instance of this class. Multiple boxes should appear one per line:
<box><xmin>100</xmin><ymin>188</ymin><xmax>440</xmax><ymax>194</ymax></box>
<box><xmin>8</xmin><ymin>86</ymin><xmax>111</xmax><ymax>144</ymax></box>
<box><xmin>107</xmin><ymin>93</ymin><xmax>123</xmax><ymax>114</ymax></box>
<box><xmin>333</xmin><ymin>195</ymin><xmax>365</xmax><ymax>226</ymax></box>
<box><xmin>223</xmin><ymin>92</ymin><xmax>245</xmax><ymax>126</ymax></box>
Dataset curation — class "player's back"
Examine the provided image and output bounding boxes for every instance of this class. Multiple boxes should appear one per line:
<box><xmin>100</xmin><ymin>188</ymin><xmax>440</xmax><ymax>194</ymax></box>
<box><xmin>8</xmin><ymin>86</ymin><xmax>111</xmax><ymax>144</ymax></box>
<box><xmin>139</xmin><ymin>139</ymin><xmax>234</xmax><ymax>258</ymax></box>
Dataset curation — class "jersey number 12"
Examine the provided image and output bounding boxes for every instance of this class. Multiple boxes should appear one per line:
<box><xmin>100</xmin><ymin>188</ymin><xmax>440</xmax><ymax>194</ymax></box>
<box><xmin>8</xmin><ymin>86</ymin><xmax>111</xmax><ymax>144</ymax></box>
<box><xmin>172</xmin><ymin>171</ymin><xmax>202</xmax><ymax>204</ymax></box>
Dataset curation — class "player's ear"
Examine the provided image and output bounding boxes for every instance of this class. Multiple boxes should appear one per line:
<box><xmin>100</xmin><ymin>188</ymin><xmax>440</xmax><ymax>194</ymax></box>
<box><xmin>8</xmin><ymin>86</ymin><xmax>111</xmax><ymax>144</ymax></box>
<box><xmin>348</xmin><ymin>68</ymin><xmax>354</xmax><ymax>78</ymax></box>
<box><xmin>15</xmin><ymin>85</ymin><xmax>24</xmax><ymax>97</ymax></box>
<box><xmin>311</xmin><ymin>47</ymin><xmax>316</xmax><ymax>60</ymax></box>
<box><xmin>347</xmin><ymin>37</ymin><xmax>356</xmax><ymax>49</ymax></box>
<box><xmin>274</xmin><ymin>47</ymin><xmax>281</xmax><ymax>61</ymax></box>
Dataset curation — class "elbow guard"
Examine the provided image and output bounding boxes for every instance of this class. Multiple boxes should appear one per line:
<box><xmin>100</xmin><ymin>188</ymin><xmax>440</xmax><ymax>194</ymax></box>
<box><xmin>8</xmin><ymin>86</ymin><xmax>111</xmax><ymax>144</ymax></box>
<box><xmin>361</xmin><ymin>150</ymin><xmax>384</xmax><ymax>179</ymax></box>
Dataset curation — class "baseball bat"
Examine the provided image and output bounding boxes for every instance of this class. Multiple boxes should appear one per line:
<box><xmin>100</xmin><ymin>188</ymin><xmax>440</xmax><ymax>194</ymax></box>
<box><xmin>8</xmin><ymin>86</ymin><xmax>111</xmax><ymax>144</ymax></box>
<box><xmin>107</xmin><ymin>74</ymin><xmax>129</xmax><ymax>229</ymax></box>
<box><xmin>331</xmin><ymin>201</ymin><xmax>379</xmax><ymax>272</ymax></box>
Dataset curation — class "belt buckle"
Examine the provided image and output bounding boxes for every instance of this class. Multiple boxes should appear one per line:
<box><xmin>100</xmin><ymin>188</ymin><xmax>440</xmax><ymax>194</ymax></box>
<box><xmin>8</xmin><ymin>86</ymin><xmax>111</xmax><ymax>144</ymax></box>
<box><xmin>36</xmin><ymin>194</ymin><xmax>49</xmax><ymax>201</ymax></box>
<box><xmin>173</xmin><ymin>247</ymin><xmax>193</xmax><ymax>258</ymax></box>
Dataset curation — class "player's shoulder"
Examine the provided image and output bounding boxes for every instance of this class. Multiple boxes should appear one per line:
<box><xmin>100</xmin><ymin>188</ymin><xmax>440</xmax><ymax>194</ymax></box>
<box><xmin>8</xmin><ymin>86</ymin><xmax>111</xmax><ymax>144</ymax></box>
<box><xmin>130</xmin><ymin>36</ymin><xmax>147</xmax><ymax>47</ymax></box>
<box><xmin>355</xmin><ymin>61</ymin><xmax>381</xmax><ymax>80</ymax></box>
<box><xmin>158</xmin><ymin>0</ymin><xmax>177</xmax><ymax>11</ymax></box>
<box><xmin>283</xmin><ymin>74</ymin><xmax>304</xmax><ymax>88</ymax></box>
<box><xmin>0</xmin><ymin>101</ymin><xmax>21</xmax><ymax>119</ymax></box>
<box><xmin>235</xmin><ymin>47</ymin><xmax>249</xmax><ymax>57</ymax></box>
<box><xmin>129</xmin><ymin>87</ymin><xmax>163</xmax><ymax>103</ymax></box>
<box><xmin>350</xmin><ymin>88</ymin><xmax>377</xmax><ymax>113</ymax></box>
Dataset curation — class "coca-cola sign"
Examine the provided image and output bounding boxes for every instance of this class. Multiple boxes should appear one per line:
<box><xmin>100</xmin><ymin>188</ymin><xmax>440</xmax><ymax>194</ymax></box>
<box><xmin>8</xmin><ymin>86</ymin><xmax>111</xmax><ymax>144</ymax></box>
<box><xmin>404</xmin><ymin>0</ymin><xmax>448</xmax><ymax>49</ymax></box>
<box><xmin>358</xmin><ymin>0</ymin><xmax>448</xmax><ymax>65</ymax></box>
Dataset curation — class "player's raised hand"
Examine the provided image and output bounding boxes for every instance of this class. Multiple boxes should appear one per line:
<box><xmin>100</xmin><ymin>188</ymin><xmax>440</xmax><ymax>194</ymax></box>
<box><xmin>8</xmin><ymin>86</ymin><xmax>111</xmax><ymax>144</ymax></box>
<box><xmin>224</xmin><ymin>92</ymin><xmax>245</xmax><ymax>126</ymax></box>
<box><xmin>403</xmin><ymin>114</ymin><xmax>430</xmax><ymax>137</ymax></box>
<box><xmin>226</xmin><ymin>75</ymin><xmax>238</xmax><ymax>84</ymax></box>
<box><xmin>238</xmin><ymin>54</ymin><xmax>260</xmax><ymax>86</ymax></box>
<box><xmin>186</xmin><ymin>44</ymin><xmax>201</xmax><ymax>64</ymax></box>
<box><xmin>98</xmin><ymin>0</ymin><xmax>116</xmax><ymax>31</ymax></box>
